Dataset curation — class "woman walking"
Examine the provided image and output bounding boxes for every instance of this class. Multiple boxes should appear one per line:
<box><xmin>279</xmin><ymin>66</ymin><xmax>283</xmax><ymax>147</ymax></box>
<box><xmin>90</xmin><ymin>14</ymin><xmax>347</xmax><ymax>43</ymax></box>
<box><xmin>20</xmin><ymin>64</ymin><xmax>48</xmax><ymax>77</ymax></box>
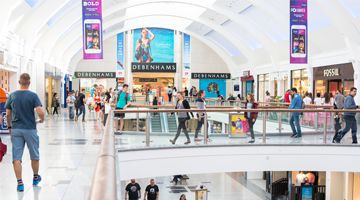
<box><xmin>194</xmin><ymin>90</ymin><xmax>208</xmax><ymax>142</ymax></box>
<box><xmin>244</xmin><ymin>94</ymin><xmax>258</xmax><ymax>143</ymax></box>
<box><xmin>170</xmin><ymin>93</ymin><xmax>193</xmax><ymax>145</ymax></box>
<box><xmin>52</xmin><ymin>93</ymin><xmax>60</xmax><ymax>116</ymax></box>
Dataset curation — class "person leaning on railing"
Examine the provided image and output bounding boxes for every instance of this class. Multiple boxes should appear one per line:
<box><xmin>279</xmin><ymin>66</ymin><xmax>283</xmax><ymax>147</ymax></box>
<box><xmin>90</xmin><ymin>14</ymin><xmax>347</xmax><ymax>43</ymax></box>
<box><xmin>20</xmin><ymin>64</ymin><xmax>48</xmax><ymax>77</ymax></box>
<box><xmin>334</xmin><ymin>87</ymin><xmax>358</xmax><ymax>144</ymax></box>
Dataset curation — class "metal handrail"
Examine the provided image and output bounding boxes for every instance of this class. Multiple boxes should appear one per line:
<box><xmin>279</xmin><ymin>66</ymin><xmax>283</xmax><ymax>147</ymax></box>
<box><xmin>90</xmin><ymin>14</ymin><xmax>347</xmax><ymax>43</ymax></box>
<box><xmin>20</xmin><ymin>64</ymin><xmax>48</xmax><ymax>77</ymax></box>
<box><xmin>113</xmin><ymin>108</ymin><xmax>360</xmax><ymax>113</ymax></box>
<box><xmin>88</xmin><ymin>110</ymin><xmax>117</xmax><ymax>200</ymax></box>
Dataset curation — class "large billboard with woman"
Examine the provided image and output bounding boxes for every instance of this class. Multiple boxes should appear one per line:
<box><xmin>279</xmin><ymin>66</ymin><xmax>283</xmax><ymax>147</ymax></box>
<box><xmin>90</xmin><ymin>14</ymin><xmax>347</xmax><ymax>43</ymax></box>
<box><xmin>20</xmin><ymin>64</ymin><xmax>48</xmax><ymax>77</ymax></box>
<box><xmin>133</xmin><ymin>28</ymin><xmax>174</xmax><ymax>63</ymax></box>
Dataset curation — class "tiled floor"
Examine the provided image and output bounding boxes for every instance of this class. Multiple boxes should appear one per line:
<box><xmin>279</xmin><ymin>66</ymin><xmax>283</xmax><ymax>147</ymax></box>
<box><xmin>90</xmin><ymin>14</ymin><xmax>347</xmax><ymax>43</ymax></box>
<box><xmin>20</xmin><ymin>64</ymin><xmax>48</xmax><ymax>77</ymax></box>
<box><xmin>120</xmin><ymin>172</ymin><xmax>268</xmax><ymax>200</ymax></box>
<box><xmin>0</xmin><ymin>113</ymin><xmax>103</xmax><ymax>200</ymax></box>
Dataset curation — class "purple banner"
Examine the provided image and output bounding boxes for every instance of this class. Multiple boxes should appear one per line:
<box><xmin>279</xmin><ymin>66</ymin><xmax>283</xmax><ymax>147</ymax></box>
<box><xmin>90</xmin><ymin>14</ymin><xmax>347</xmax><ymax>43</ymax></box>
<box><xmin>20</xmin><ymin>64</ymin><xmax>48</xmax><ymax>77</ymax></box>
<box><xmin>290</xmin><ymin>0</ymin><xmax>307</xmax><ymax>64</ymax></box>
<box><xmin>82</xmin><ymin>0</ymin><xmax>103</xmax><ymax>59</ymax></box>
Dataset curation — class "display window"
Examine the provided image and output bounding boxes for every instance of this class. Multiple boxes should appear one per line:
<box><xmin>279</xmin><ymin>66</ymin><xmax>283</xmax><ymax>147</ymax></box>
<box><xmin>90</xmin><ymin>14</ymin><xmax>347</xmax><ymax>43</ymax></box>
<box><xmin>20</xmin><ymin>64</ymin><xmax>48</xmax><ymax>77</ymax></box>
<box><xmin>291</xmin><ymin>69</ymin><xmax>308</xmax><ymax>96</ymax></box>
<box><xmin>257</xmin><ymin>74</ymin><xmax>270</xmax><ymax>102</ymax></box>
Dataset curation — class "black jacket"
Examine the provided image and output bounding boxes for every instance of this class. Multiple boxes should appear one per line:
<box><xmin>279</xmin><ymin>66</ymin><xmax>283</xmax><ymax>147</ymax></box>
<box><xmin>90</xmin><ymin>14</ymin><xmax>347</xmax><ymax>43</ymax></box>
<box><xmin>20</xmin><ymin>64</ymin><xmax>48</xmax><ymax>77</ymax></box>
<box><xmin>174</xmin><ymin>99</ymin><xmax>194</xmax><ymax>119</ymax></box>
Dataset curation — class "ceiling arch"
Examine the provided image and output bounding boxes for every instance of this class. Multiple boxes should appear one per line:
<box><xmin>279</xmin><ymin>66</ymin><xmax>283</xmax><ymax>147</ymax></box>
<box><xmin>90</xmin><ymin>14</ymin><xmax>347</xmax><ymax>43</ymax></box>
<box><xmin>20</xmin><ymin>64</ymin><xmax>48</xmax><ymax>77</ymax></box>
<box><xmin>63</xmin><ymin>16</ymin><xmax>240</xmax><ymax>74</ymax></box>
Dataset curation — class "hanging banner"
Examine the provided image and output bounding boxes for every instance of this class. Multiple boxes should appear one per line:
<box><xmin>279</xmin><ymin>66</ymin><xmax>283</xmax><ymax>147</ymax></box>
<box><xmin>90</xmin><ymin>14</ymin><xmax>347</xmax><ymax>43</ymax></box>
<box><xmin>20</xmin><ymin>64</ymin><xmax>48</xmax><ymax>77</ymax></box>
<box><xmin>82</xmin><ymin>0</ymin><xmax>103</xmax><ymax>59</ymax></box>
<box><xmin>116</xmin><ymin>33</ymin><xmax>125</xmax><ymax>78</ymax></box>
<box><xmin>290</xmin><ymin>0</ymin><xmax>307</xmax><ymax>64</ymax></box>
<box><xmin>183</xmin><ymin>33</ymin><xmax>191</xmax><ymax>78</ymax></box>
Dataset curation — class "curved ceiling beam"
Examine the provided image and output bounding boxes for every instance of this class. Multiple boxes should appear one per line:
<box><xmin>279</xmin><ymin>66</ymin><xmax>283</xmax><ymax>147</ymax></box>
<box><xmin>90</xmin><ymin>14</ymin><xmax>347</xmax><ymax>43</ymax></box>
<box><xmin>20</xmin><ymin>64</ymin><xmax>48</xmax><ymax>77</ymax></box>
<box><xmin>61</xmin><ymin>19</ymin><xmax>239</xmax><ymax>74</ymax></box>
<box><xmin>50</xmin><ymin>13</ymin><xmax>255</xmax><ymax>68</ymax></box>
<box><xmin>36</xmin><ymin>0</ymin><xmax>274</xmax><ymax>63</ymax></box>
<box><xmin>316</xmin><ymin>0</ymin><xmax>360</xmax><ymax>45</ymax></box>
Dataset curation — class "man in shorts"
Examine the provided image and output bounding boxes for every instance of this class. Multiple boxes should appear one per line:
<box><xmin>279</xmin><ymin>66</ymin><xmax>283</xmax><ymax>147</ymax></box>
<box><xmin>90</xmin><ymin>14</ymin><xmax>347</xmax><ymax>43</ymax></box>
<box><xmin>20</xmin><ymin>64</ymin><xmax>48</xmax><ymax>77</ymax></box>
<box><xmin>6</xmin><ymin>73</ymin><xmax>45</xmax><ymax>192</ymax></box>
<box><xmin>115</xmin><ymin>84</ymin><xmax>131</xmax><ymax>134</ymax></box>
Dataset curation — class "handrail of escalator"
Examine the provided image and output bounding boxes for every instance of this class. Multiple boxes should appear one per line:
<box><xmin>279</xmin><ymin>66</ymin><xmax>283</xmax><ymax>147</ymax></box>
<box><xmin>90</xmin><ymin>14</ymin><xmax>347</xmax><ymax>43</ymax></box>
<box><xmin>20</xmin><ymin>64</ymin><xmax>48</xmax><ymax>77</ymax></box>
<box><xmin>88</xmin><ymin>110</ymin><xmax>117</xmax><ymax>200</ymax></box>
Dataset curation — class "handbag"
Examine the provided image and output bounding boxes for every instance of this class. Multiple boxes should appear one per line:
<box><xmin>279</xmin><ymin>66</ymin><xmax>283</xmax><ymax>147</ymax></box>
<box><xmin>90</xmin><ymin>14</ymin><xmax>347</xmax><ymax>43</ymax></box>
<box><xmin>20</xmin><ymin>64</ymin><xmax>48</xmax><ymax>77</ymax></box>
<box><xmin>0</xmin><ymin>138</ymin><xmax>7</xmax><ymax>162</ymax></box>
<box><xmin>242</xmin><ymin>120</ymin><xmax>250</xmax><ymax>133</ymax></box>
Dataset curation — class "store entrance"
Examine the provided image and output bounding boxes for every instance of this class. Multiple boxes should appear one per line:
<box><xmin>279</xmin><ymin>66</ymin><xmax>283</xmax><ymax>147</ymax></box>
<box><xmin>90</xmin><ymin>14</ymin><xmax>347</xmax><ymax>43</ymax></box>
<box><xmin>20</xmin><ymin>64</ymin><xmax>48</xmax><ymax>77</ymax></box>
<box><xmin>132</xmin><ymin>73</ymin><xmax>175</xmax><ymax>103</ymax></box>
<box><xmin>328</xmin><ymin>80</ymin><xmax>342</xmax><ymax>96</ymax></box>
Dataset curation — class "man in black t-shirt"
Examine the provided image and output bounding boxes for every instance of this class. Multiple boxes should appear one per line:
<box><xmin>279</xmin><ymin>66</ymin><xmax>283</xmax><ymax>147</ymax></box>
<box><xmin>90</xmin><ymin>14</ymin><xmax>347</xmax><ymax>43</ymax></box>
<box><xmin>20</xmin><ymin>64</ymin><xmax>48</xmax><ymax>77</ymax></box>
<box><xmin>144</xmin><ymin>179</ymin><xmax>159</xmax><ymax>200</ymax></box>
<box><xmin>75</xmin><ymin>88</ymin><xmax>86</xmax><ymax>122</ymax></box>
<box><xmin>126</xmin><ymin>179</ymin><xmax>141</xmax><ymax>200</ymax></box>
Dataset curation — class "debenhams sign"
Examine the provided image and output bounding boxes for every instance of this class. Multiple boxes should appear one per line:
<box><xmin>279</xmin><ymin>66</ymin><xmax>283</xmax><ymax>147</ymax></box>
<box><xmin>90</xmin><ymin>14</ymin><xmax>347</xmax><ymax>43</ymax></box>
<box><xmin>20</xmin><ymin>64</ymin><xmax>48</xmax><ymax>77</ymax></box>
<box><xmin>131</xmin><ymin>63</ymin><xmax>176</xmax><ymax>73</ymax></box>
<box><xmin>75</xmin><ymin>72</ymin><xmax>116</xmax><ymax>78</ymax></box>
<box><xmin>191</xmin><ymin>73</ymin><xmax>231</xmax><ymax>79</ymax></box>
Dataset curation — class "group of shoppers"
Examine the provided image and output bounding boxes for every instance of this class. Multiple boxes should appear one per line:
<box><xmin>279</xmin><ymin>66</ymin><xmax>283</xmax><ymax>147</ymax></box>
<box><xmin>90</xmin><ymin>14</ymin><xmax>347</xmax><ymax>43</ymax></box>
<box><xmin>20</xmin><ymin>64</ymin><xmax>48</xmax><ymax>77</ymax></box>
<box><xmin>286</xmin><ymin>87</ymin><xmax>359</xmax><ymax>143</ymax></box>
<box><xmin>125</xmin><ymin>178</ymin><xmax>188</xmax><ymax>200</ymax></box>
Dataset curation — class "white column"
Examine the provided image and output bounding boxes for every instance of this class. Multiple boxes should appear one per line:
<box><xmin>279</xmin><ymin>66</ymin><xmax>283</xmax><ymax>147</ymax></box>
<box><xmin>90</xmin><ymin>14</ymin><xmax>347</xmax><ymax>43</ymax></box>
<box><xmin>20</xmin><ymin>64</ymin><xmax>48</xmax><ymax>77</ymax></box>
<box><xmin>344</xmin><ymin>36</ymin><xmax>360</xmax><ymax>104</ymax></box>
<box><xmin>126</xmin><ymin>31</ymin><xmax>133</xmax><ymax>89</ymax></box>
<box><xmin>174</xmin><ymin>31</ymin><xmax>182</xmax><ymax>90</ymax></box>
<box><xmin>307</xmin><ymin>64</ymin><xmax>314</xmax><ymax>93</ymax></box>
<box><xmin>36</xmin><ymin>62</ymin><xmax>45</xmax><ymax>105</ymax></box>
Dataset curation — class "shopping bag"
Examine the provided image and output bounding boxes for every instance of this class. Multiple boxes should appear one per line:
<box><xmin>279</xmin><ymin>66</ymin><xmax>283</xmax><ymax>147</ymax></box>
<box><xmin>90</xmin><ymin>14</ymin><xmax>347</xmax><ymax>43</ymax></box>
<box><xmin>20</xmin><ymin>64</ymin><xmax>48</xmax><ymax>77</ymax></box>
<box><xmin>242</xmin><ymin>120</ymin><xmax>250</xmax><ymax>133</ymax></box>
<box><xmin>0</xmin><ymin>138</ymin><xmax>7</xmax><ymax>162</ymax></box>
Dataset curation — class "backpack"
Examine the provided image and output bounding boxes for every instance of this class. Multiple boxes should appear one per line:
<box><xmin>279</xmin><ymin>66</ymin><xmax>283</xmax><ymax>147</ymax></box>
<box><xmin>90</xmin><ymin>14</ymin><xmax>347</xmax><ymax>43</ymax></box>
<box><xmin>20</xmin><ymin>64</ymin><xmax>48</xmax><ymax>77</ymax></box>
<box><xmin>0</xmin><ymin>137</ymin><xmax>7</xmax><ymax>162</ymax></box>
<box><xmin>118</xmin><ymin>91</ymin><xmax>129</xmax><ymax>105</ymax></box>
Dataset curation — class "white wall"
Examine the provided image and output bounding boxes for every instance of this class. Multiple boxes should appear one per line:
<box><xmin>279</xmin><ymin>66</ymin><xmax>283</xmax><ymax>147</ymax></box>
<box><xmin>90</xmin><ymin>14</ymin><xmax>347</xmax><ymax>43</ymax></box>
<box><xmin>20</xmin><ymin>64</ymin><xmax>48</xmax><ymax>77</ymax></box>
<box><xmin>118</xmin><ymin>146</ymin><xmax>360</xmax><ymax>181</ymax></box>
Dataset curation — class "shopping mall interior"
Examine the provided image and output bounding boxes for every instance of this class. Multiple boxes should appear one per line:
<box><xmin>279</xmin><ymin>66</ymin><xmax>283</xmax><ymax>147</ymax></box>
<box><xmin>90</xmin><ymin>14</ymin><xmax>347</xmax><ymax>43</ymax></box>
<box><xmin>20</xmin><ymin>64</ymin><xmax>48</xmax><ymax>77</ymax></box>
<box><xmin>0</xmin><ymin>0</ymin><xmax>360</xmax><ymax>199</ymax></box>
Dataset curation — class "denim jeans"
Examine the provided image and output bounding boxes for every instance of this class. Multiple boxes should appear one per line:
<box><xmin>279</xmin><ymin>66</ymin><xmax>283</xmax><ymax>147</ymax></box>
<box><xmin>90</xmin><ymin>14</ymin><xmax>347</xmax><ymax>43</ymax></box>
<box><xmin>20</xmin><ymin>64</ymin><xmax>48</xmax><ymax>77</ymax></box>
<box><xmin>194</xmin><ymin>118</ymin><xmax>209</xmax><ymax>139</ymax></box>
<box><xmin>68</xmin><ymin>106</ymin><xmax>74</xmax><ymax>119</ymax></box>
<box><xmin>248</xmin><ymin>118</ymin><xmax>255</xmax><ymax>140</ymax></box>
<box><xmin>337</xmin><ymin>115</ymin><xmax>358</xmax><ymax>143</ymax></box>
<box><xmin>173</xmin><ymin>118</ymin><xmax>190</xmax><ymax>142</ymax></box>
<box><xmin>77</xmin><ymin>105</ymin><xmax>86</xmax><ymax>120</ymax></box>
<box><xmin>290</xmin><ymin>114</ymin><xmax>301</xmax><ymax>137</ymax></box>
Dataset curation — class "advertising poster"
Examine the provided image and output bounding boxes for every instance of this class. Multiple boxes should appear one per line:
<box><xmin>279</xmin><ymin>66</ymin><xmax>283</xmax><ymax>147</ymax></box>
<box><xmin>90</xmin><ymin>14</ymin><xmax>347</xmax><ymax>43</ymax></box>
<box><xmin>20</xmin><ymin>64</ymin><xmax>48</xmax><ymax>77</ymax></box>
<box><xmin>133</xmin><ymin>28</ymin><xmax>174</xmax><ymax>63</ymax></box>
<box><xmin>229</xmin><ymin>114</ymin><xmax>247</xmax><ymax>137</ymax></box>
<box><xmin>290</xmin><ymin>0</ymin><xmax>307</xmax><ymax>64</ymax></box>
<box><xmin>82</xmin><ymin>0</ymin><xmax>103</xmax><ymax>59</ymax></box>
<box><xmin>0</xmin><ymin>88</ymin><xmax>8</xmax><ymax>133</ymax></box>
<box><xmin>183</xmin><ymin>33</ymin><xmax>191</xmax><ymax>78</ymax></box>
<box><xmin>199</xmin><ymin>79</ymin><xmax>226</xmax><ymax>98</ymax></box>
<box><xmin>116</xmin><ymin>33</ymin><xmax>125</xmax><ymax>78</ymax></box>
<box><xmin>301</xmin><ymin>185</ymin><xmax>313</xmax><ymax>200</ymax></box>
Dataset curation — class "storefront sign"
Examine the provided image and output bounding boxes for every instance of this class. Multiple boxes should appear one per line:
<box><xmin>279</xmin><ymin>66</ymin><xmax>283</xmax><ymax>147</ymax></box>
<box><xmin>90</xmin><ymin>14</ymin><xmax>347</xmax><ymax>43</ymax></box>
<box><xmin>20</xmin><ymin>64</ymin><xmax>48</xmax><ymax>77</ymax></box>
<box><xmin>323</xmin><ymin>68</ymin><xmax>340</xmax><ymax>77</ymax></box>
<box><xmin>313</xmin><ymin>63</ymin><xmax>354</xmax><ymax>80</ymax></box>
<box><xmin>131</xmin><ymin>63</ymin><xmax>176</xmax><ymax>73</ymax></box>
<box><xmin>116</xmin><ymin>32</ymin><xmax>125</xmax><ymax>78</ymax></box>
<box><xmin>191</xmin><ymin>73</ymin><xmax>231</xmax><ymax>79</ymax></box>
<box><xmin>82</xmin><ymin>0</ymin><xmax>103</xmax><ymax>59</ymax></box>
<box><xmin>75</xmin><ymin>72</ymin><xmax>116</xmax><ymax>78</ymax></box>
<box><xmin>290</xmin><ymin>0</ymin><xmax>308</xmax><ymax>64</ymax></box>
<box><xmin>139</xmin><ymin>78</ymin><xmax>157</xmax><ymax>82</ymax></box>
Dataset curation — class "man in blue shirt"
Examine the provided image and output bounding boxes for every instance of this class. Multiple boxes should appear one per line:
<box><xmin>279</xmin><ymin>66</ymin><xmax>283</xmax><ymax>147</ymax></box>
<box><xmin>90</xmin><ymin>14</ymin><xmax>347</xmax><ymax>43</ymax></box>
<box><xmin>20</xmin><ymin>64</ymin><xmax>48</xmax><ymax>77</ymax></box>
<box><xmin>5</xmin><ymin>73</ymin><xmax>45</xmax><ymax>192</ymax></box>
<box><xmin>334</xmin><ymin>87</ymin><xmax>358</xmax><ymax>144</ymax></box>
<box><xmin>115</xmin><ymin>84</ymin><xmax>131</xmax><ymax>134</ymax></box>
<box><xmin>289</xmin><ymin>88</ymin><xmax>303</xmax><ymax>138</ymax></box>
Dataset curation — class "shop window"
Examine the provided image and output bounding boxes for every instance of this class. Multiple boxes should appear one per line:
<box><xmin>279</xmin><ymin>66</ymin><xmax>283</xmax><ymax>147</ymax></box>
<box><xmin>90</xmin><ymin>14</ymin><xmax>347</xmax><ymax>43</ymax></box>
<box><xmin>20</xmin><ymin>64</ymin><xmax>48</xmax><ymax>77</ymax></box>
<box><xmin>291</xmin><ymin>69</ymin><xmax>308</xmax><ymax>96</ymax></box>
<box><xmin>343</xmin><ymin>80</ymin><xmax>354</xmax><ymax>96</ymax></box>
<box><xmin>257</xmin><ymin>74</ymin><xmax>270</xmax><ymax>102</ymax></box>
<box><xmin>315</xmin><ymin>80</ymin><xmax>326</xmax><ymax>96</ymax></box>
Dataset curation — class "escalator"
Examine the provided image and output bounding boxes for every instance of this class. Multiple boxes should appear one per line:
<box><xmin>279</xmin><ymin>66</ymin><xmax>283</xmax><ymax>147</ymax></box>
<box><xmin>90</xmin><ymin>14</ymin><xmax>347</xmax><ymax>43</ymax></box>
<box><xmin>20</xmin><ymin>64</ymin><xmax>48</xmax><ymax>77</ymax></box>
<box><xmin>150</xmin><ymin>114</ymin><xmax>162</xmax><ymax>133</ymax></box>
<box><xmin>167</xmin><ymin>114</ymin><xmax>178</xmax><ymax>133</ymax></box>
